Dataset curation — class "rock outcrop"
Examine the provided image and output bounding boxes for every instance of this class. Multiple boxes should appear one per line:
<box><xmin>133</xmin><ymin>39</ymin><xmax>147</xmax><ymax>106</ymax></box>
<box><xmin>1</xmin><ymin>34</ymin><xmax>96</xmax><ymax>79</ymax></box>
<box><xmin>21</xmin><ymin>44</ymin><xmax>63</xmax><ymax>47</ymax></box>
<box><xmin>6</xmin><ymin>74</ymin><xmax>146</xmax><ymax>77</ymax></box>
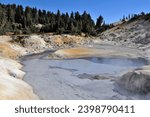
<box><xmin>96</xmin><ymin>19</ymin><xmax>150</xmax><ymax>49</ymax></box>
<box><xmin>118</xmin><ymin>71</ymin><xmax>150</xmax><ymax>94</ymax></box>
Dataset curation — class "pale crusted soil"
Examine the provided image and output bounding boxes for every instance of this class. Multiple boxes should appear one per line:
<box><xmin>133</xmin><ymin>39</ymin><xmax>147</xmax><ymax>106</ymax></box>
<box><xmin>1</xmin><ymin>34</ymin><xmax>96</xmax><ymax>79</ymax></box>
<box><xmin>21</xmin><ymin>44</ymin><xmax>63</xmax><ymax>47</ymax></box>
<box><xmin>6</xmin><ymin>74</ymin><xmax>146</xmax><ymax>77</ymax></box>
<box><xmin>0</xmin><ymin>35</ymin><xmax>38</xmax><ymax>99</ymax></box>
<box><xmin>1</xmin><ymin>31</ymin><xmax>150</xmax><ymax>99</ymax></box>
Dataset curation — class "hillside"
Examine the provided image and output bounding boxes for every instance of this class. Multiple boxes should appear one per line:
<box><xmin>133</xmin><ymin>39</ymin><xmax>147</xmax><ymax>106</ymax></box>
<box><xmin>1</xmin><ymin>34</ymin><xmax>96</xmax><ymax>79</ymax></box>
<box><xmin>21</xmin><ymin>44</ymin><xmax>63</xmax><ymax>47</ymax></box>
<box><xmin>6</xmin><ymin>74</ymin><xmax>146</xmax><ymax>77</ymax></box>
<box><xmin>96</xmin><ymin>14</ymin><xmax>150</xmax><ymax>49</ymax></box>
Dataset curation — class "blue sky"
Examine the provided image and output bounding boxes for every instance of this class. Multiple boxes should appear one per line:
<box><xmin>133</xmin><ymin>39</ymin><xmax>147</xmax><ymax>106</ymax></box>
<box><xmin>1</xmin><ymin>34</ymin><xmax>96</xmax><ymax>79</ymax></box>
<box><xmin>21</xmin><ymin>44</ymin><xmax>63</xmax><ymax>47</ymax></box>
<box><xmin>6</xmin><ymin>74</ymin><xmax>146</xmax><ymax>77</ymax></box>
<box><xmin>1</xmin><ymin>0</ymin><xmax>150</xmax><ymax>23</ymax></box>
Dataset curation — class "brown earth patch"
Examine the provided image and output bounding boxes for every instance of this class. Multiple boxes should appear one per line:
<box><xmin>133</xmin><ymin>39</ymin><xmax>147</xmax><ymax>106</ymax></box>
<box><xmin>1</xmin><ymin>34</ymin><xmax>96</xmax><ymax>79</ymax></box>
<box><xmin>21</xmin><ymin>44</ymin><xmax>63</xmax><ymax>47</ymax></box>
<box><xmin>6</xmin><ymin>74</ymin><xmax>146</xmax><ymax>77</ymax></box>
<box><xmin>0</xmin><ymin>43</ymin><xmax>19</xmax><ymax>59</ymax></box>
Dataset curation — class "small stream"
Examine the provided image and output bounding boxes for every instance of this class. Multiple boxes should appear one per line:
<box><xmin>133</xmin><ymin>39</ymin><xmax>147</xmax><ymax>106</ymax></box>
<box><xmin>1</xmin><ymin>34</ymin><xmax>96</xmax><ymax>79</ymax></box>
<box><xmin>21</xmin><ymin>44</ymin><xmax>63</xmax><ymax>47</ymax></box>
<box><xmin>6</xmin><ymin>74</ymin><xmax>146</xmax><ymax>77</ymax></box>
<box><xmin>22</xmin><ymin>51</ymin><xmax>150</xmax><ymax>100</ymax></box>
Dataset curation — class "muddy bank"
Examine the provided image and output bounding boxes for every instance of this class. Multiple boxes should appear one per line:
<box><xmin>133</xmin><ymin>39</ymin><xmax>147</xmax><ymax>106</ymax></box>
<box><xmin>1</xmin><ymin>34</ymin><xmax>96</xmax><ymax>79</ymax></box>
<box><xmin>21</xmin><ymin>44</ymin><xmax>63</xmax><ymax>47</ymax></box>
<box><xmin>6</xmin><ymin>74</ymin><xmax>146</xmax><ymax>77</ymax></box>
<box><xmin>54</xmin><ymin>47</ymin><xmax>142</xmax><ymax>59</ymax></box>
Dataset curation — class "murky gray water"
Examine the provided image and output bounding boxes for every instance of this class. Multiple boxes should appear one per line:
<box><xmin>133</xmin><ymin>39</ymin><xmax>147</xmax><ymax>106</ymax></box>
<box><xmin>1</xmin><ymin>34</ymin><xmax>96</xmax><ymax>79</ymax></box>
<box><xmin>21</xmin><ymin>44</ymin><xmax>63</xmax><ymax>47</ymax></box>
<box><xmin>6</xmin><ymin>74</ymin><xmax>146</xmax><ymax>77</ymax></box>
<box><xmin>22</xmin><ymin>52</ymin><xmax>150</xmax><ymax>100</ymax></box>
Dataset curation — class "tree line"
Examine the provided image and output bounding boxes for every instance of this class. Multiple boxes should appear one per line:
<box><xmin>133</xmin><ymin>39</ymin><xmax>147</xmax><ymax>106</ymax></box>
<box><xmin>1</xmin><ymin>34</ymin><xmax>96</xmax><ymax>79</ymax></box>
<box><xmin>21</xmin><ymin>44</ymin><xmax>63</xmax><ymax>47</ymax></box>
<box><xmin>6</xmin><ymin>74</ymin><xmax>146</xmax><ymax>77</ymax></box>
<box><xmin>0</xmin><ymin>3</ymin><xmax>113</xmax><ymax>36</ymax></box>
<box><xmin>121</xmin><ymin>12</ymin><xmax>150</xmax><ymax>22</ymax></box>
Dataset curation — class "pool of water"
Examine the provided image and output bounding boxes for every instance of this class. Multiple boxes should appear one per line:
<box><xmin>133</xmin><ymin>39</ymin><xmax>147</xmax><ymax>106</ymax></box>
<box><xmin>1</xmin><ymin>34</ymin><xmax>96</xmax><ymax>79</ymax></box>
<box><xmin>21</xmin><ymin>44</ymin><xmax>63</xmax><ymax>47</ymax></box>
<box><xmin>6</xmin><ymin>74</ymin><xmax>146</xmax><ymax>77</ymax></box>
<box><xmin>44</xmin><ymin>57</ymin><xmax>149</xmax><ymax>76</ymax></box>
<box><xmin>85</xmin><ymin>57</ymin><xmax>148</xmax><ymax>67</ymax></box>
<box><xmin>22</xmin><ymin>52</ymin><xmax>150</xmax><ymax>100</ymax></box>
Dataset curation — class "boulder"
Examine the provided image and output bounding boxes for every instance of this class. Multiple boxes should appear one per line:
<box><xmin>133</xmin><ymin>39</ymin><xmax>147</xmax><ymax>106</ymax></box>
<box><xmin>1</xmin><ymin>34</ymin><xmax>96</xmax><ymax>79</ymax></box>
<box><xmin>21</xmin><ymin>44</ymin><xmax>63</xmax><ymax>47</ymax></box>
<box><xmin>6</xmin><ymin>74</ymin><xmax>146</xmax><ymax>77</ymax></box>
<box><xmin>118</xmin><ymin>71</ymin><xmax>150</xmax><ymax>94</ymax></box>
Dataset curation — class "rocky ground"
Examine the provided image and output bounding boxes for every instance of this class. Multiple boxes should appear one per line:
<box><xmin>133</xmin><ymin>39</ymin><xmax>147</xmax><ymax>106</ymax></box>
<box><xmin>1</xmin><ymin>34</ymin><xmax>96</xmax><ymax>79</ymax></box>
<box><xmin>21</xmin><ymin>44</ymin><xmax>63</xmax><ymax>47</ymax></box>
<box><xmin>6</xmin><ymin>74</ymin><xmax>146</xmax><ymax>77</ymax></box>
<box><xmin>96</xmin><ymin>19</ymin><xmax>150</xmax><ymax>49</ymax></box>
<box><xmin>92</xmin><ymin>19</ymin><xmax>150</xmax><ymax>95</ymax></box>
<box><xmin>1</xmin><ymin>17</ymin><xmax>150</xmax><ymax>99</ymax></box>
<box><xmin>0</xmin><ymin>34</ymin><xmax>91</xmax><ymax>99</ymax></box>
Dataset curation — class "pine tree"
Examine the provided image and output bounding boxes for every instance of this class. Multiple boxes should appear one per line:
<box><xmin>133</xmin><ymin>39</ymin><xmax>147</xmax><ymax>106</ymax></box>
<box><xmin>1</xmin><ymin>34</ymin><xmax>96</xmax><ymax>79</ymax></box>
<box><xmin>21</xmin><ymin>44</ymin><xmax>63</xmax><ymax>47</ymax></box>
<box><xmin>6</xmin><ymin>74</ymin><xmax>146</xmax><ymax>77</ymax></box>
<box><xmin>25</xmin><ymin>6</ymin><xmax>33</xmax><ymax>26</ymax></box>
<box><xmin>122</xmin><ymin>15</ymin><xmax>126</xmax><ymax>21</ymax></box>
<box><xmin>96</xmin><ymin>15</ymin><xmax>103</xmax><ymax>30</ymax></box>
<box><xmin>7</xmin><ymin>4</ymin><xmax>15</xmax><ymax>22</ymax></box>
<box><xmin>32</xmin><ymin>8</ymin><xmax>38</xmax><ymax>24</ymax></box>
<box><xmin>64</xmin><ymin>12</ymin><xmax>70</xmax><ymax>31</ymax></box>
<box><xmin>0</xmin><ymin>4</ymin><xmax>9</xmax><ymax>34</ymax></box>
<box><xmin>15</xmin><ymin>5</ymin><xmax>24</xmax><ymax>24</ymax></box>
